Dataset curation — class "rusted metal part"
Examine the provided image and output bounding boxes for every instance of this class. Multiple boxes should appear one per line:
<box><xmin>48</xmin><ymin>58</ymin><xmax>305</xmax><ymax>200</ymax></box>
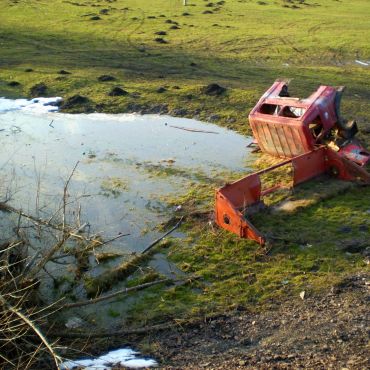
<box><xmin>215</xmin><ymin>147</ymin><xmax>370</xmax><ymax>245</ymax></box>
<box><xmin>338</xmin><ymin>140</ymin><xmax>370</xmax><ymax>166</ymax></box>
<box><xmin>248</xmin><ymin>80</ymin><xmax>370</xmax><ymax>165</ymax></box>
<box><xmin>215</xmin><ymin>80</ymin><xmax>370</xmax><ymax>244</ymax></box>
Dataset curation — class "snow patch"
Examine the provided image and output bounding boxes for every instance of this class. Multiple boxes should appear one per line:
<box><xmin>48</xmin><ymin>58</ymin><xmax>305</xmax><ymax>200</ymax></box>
<box><xmin>60</xmin><ymin>348</ymin><xmax>158</xmax><ymax>369</ymax></box>
<box><xmin>355</xmin><ymin>60</ymin><xmax>369</xmax><ymax>66</ymax></box>
<box><xmin>0</xmin><ymin>97</ymin><xmax>62</xmax><ymax>113</ymax></box>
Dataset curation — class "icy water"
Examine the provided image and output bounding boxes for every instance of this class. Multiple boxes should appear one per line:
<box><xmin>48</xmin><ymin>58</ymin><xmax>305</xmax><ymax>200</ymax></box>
<box><xmin>0</xmin><ymin>97</ymin><xmax>253</xmax><ymax>254</ymax></box>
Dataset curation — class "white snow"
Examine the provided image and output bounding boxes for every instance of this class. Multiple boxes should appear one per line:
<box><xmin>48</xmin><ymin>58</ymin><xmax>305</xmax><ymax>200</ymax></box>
<box><xmin>60</xmin><ymin>348</ymin><xmax>158</xmax><ymax>369</ymax></box>
<box><xmin>0</xmin><ymin>97</ymin><xmax>62</xmax><ymax>113</ymax></box>
<box><xmin>122</xmin><ymin>359</ymin><xmax>158</xmax><ymax>368</ymax></box>
<box><xmin>355</xmin><ymin>60</ymin><xmax>369</xmax><ymax>66</ymax></box>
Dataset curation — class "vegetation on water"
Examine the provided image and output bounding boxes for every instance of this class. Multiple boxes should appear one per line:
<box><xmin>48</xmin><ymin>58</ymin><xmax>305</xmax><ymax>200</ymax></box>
<box><xmin>124</xmin><ymin>181</ymin><xmax>369</xmax><ymax>327</ymax></box>
<box><xmin>0</xmin><ymin>0</ymin><xmax>369</xmax><ymax>337</ymax></box>
<box><xmin>100</xmin><ymin>176</ymin><xmax>130</xmax><ymax>197</ymax></box>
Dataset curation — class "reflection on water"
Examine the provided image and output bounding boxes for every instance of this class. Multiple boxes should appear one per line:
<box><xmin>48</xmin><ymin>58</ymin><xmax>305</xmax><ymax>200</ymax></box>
<box><xmin>0</xmin><ymin>97</ymin><xmax>255</xmax><ymax>348</ymax></box>
<box><xmin>0</xmin><ymin>97</ymin><xmax>253</xmax><ymax>253</ymax></box>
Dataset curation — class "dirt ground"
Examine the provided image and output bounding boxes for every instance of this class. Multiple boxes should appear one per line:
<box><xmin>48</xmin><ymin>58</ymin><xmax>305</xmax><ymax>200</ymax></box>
<box><xmin>135</xmin><ymin>273</ymin><xmax>369</xmax><ymax>369</ymax></box>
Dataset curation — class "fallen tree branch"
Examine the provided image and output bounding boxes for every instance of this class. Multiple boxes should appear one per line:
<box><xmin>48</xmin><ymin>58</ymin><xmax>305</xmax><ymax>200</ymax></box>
<box><xmin>86</xmin><ymin>232</ymin><xmax>130</xmax><ymax>250</ymax></box>
<box><xmin>0</xmin><ymin>202</ymin><xmax>59</xmax><ymax>228</ymax></box>
<box><xmin>0</xmin><ymin>293</ymin><xmax>62</xmax><ymax>369</ymax></box>
<box><xmin>63</xmin><ymin>161</ymin><xmax>79</xmax><ymax>232</ymax></box>
<box><xmin>0</xmin><ymin>240</ymin><xmax>23</xmax><ymax>254</ymax></box>
<box><xmin>168</xmin><ymin>125</ymin><xmax>219</xmax><ymax>134</ymax></box>
<box><xmin>27</xmin><ymin>236</ymin><xmax>71</xmax><ymax>279</ymax></box>
<box><xmin>50</xmin><ymin>322</ymin><xmax>176</xmax><ymax>339</ymax></box>
<box><xmin>142</xmin><ymin>216</ymin><xmax>183</xmax><ymax>254</ymax></box>
<box><xmin>84</xmin><ymin>217</ymin><xmax>184</xmax><ymax>296</ymax></box>
<box><xmin>61</xmin><ymin>278</ymin><xmax>170</xmax><ymax>309</ymax></box>
<box><xmin>0</xmin><ymin>202</ymin><xmax>128</xmax><ymax>247</ymax></box>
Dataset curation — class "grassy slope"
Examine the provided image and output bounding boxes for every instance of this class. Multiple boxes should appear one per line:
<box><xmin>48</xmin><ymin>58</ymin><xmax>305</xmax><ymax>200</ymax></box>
<box><xmin>0</xmin><ymin>0</ymin><xmax>369</xmax><ymax>325</ymax></box>
<box><xmin>1</xmin><ymin>0</ymin><xmax>370</xmax><ymax>133</ymax></box>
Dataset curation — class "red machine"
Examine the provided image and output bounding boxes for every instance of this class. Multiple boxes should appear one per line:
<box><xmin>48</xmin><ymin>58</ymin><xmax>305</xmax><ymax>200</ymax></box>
<box><xmin>215</xmin><ymin>80</ymin><xmax>370</xmax><ymax>245</ymax></box>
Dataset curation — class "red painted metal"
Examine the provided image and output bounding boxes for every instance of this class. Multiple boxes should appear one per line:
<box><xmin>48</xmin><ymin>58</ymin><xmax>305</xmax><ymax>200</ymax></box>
<box><xmin>249</xmin><ymin>81</ymin><xmax>341</xmax><ymax>157</ymax></box>
<box><xmin>215</xmin><ymin>81</ymin><xmax>370</xmax><ymax>245</ymax></box>
<box><xmin>338</xmin><ymin>141</ymin><xmax>370</xmax><ymax>166</ymax></box>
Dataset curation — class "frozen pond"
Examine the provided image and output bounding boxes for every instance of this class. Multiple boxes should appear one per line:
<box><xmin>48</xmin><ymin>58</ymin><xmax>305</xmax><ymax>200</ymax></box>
<box><xmin>0</xmin><ymin>97</ymin><xmax>253</xmax><ymax>253</ymax></box>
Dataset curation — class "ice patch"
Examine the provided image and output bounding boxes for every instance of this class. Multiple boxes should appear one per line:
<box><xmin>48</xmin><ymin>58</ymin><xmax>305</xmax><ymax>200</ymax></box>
<box><xmin>0</xmin><ymin>97</ymin><xmax>62</xmax><ymax>113</ymax></box>
<box><xmin>60</xmin><ymin>348</ymin><xmax>158</xmax><ymax>369</ymax></box>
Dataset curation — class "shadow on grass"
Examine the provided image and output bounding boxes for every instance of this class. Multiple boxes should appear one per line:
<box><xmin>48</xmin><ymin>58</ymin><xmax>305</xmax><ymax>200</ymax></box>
<box><xmin>3</xmin><ymin>24</ymin><xmax>370</xmax><ymax>89</ymax></box>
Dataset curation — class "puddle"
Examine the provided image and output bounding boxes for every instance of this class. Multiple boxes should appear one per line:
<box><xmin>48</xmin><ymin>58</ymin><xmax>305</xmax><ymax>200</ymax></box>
<box><xmin>0</xmin><ymin>97</ymin><xmax>253</xmax><ymax>254</ymax></box>
<box><xmin>0</xmin><ymin>97</ymin><xmax>254</xmax><ymax>332</ymax></box>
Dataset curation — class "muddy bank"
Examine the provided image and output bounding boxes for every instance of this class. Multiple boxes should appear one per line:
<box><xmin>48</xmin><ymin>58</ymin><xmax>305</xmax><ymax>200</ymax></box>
<box><xmin>133</xmin><ymin>273</ymin><xmax>369</xmax><ymax>369</ymax></box>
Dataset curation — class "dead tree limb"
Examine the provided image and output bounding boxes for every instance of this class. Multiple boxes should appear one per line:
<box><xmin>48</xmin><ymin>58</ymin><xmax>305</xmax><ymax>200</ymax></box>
<box><xmin>168</xmin><ymin>125</ymin><xmax>219</xmax><ymax>134</ymax></box>
<box><xmin>0</xmin><ymin>202</ymin><xmax>127</xmax><ymax>247</ymax></box>
<box><xmin>0</xmin><ymin>294</ymin><xmax>62</xmax><ymax>369</ymax></box>
<box><xmin>61</xmin><ymin>278</ymin><xmax>170</xmax><ymax>309</ymax></box>
<box><xmin>142</xmin><ymin>216</ymin><xmax>183</xmax><ymax>254</ymax></box>
<box><xmin>50</xmin><ymin>322</ymin><xmax>176</xmax><ymax>339</ymax></box>
<box><xmin>85</xmin><ymin>232</ymin><xmax>130</xmax><ymax>250</ymax></box>
<box><xmin>85</xmin><ymin>217</ymin><xmax>184</xmax><ymax>296</ymax></box>
<box><xmin>63</xmin><ymin>161</ymin><xmax>79</xmax><ymax>232</ymax></box>
<box><xmin>27</xmin><ymin>236</ymin><xmax>71</xmax><ymax>279</ymax></box>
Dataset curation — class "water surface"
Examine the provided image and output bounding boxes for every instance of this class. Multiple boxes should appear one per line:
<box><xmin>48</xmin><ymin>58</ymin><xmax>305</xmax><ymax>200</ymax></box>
<box><xmin>0</xmin><ymin>97</ymin><xmax>253</xmax><ymax>253</ymax></box>
<box><xmin>0</xmin><ymin>97</ymin><xmax>255</xmax><ymax>339</ymax></box>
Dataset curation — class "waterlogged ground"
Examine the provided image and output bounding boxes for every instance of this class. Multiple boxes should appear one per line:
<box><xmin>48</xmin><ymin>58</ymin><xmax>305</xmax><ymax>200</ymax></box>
<box><xmin>0</xmin><ymin>97</ymin><xmax>255</xmax><ymax>329</ymax></box>
<box><xmin>1</xmin><ymin>1</ymin><xmax>369</xmax><ymax>367</ymax></box>
<box><xmin>0</xmin><ymin>97</ymin><xmax>252</xmax><ymax>253</ymax></box>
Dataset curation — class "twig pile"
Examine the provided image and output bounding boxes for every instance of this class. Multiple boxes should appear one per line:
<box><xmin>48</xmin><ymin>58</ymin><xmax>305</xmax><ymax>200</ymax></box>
<box><xmin>0</xmin><ymin>160</ymin><xmax>185</xmax><ymax>368</ymax></box>
<box><xmin>0</xmin><ymin>241</ymin><xmax>61</xmax><ymax>369</ymax></box>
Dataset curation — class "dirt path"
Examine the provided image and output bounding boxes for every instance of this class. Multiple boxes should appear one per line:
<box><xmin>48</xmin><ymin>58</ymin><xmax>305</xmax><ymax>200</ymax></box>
<box><xmin>137</xmin><ymin>273</ymin><xmax>369</xmax><ymax>369</ymax></box>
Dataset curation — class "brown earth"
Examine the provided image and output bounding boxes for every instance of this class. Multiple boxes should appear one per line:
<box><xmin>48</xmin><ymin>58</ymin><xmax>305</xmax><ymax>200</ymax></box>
<box><xmin>132</xmin><ymin>273</ymin><xmax>369</xmax><ymax>369</ymax></box>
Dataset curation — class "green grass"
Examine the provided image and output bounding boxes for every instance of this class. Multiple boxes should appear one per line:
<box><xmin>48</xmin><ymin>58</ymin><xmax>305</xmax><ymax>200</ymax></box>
<box><xmin>1</xmin><ymin>0</ymin><xmax>370</xmax><ymax>135</ymax></box>
<box><xmin>1</xmin><ymin>0</ymin><xmax>369</xmax><ymax>325</ymax></box>
<box><xmin>127</xmin><ymin>185</ymin><xmax>369</xmax><ymax>324</ymax></box>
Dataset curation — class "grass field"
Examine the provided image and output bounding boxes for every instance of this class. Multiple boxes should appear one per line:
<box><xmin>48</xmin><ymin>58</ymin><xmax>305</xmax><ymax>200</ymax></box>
<box><xmin>1</xmin><ymin>0</ymin><xmax>370</xmax><ymax>134</ymax></box>
<box><xmin>1</xmin><ymin>0</ymin><xmax>369</xmax><ymax>326</ymax></box>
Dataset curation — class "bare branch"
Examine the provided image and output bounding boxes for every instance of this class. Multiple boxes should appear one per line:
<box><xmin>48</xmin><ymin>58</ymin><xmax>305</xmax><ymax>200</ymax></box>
<box><xmin>26</xmin><ymin>236</ymin><xmax>70</xmax><ymax>280</ymax></box>
<box><xmin>50</xmin><ymin>322</ymin><xmax>176</xmax><ymax>339</ymax></box>
<box><xmin>61</xmin><ymin>278</ymin><xmax>170</xmax><ymax>309</ymax></box>
<box><xmin>63</xmin><ymin>161</ymin><xmax>79</xmax><ymax>232</ymax></box>
<box><xmin>0</xmin><ymin>294</ymin><xmax>61</xmax><ymax>369</ymax></box>
<box><xmin>142</xmin><ymin>216</ymin><xmax>183</xmax><ymax>254</ymax></box>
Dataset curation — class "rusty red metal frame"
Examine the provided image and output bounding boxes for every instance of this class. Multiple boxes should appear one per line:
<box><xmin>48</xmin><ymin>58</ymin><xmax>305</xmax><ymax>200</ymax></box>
<box><xmin>215</xmin><ymin>81</ymin><xmax>370</xmax><ymax>244</ymax></box>
<box><xmin>248</xmin><ymin>81</ymin><xmax>341</xmax><ymax>157</ymax></box>
<box><xmin>215</xmin><ymin>146</ymin><xmax>370</xmax><ymax>245</ymax></box>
